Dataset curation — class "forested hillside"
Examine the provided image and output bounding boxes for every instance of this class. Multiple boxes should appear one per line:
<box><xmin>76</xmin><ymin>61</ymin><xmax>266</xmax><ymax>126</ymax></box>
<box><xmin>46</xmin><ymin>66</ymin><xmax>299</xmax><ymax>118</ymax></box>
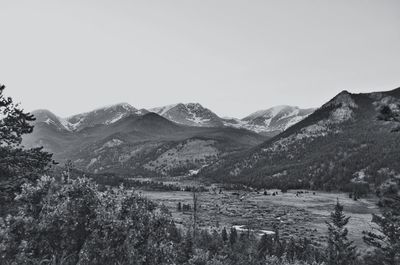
<box><xmin>201</xmin><ymin>88</ymin><xmax>400</xmax><ymax>192</ymax></box>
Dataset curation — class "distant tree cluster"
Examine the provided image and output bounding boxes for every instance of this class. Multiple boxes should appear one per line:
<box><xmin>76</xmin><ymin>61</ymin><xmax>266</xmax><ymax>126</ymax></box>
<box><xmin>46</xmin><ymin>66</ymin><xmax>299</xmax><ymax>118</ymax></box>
<box><xmin>378</xmin><ymin>105</ymin><xmax>400</xmax><ymax>122</ymax></box>
<box><xmin>92</xmin><ymin>173</ymin><xmax>182</xmax><ymax>191</ymax></box>
<box><xmin>183</xmin><ymin>185</ymin><xmax>209</xmax><ymax>192</ymax></box>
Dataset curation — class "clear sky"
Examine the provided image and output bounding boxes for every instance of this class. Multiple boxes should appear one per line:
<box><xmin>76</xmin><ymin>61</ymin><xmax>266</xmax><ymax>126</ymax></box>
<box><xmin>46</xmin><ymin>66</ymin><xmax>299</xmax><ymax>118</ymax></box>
<box><xmin>1</xmin><ymin>0</ymin><xmax>399</xmax><ymax>119</ymax></box>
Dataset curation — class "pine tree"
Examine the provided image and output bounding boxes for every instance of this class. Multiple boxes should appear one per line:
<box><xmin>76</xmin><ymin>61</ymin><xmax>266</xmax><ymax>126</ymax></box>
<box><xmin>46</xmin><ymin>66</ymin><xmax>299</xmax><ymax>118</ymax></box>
<box><xmin>257</xmin><ymin>233</ymin><xmax>273</xmax><ymax>259</ymax></box>
<box><xmin>229</xmin><ymin>227</ymin><xmax>238</xmax><ymax>246</ymax></box>
<box><xmin>0</xmin><ymin>85</ymin><xmax>54</xmax><ymax>215</ymax></box>
<box><xmin>363</xmin><ymin>211</ymin><xmax>400</xmax><ymax>265</ymax></box>
<box><xmin>286</xmin><ymin>237</ymin><xmax>297</xmax><ymax>261</ymax></box>
<box><xmin>273</xmin><ymin>229</ymin><xmax>285</xmax><ymax>257</ymax></box>
<box><xmin>363</xmin><ymin>181</ymin><xmax>400</xmax><ymax>265</ymax></box>
<box><xmin>221</xmin><ymin>227</ymin><xmax>228</xmax><ymax>242</ymax></box>
<box><xmin>177</xmin><ymin>230</ymin><xmax>193</xmax><ymax>263</ymax></box>
<box><xmin>326</xmin><ymin>200</ymin><xmax>358</xmax><ymax>265</ymax></box>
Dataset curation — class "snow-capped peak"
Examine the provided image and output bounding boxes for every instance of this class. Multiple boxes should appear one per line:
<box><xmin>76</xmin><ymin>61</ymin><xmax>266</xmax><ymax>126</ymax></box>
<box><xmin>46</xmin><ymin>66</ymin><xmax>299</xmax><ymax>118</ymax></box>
<box><xmin>243</xmin><ymin>105</ymin><xmax>293</xmax><ymax>120</ymax></box>
<box><xmin>150</xmin><ymin>103</ymin><xmax>223</xmax><ymax>127</ymax></box>
<box><xmin>65</xmin><ymin>103</ymin><xmax>142</xmax><ymax>131</ymax></box>
<box><xmin>224</xmin><ymin>105</ymin><xmax>315</xmax><ymax>136</ymax></box>
<box><xmin>31</xmin><ymin>109</ymin><xmax>73</xmax><ymax>131</ymax></box>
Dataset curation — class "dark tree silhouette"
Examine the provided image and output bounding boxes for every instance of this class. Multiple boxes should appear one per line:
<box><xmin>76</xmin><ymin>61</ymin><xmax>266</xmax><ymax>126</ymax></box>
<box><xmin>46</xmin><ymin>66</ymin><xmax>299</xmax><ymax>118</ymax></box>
<box><xmin>363</xmin><ymin>181</ymin><xmax>400</xmax><ymax>265</ymax></box>
<box><xmin>0</xmin><ymin>85</ymin><xmax>54</xmax><ymax>214</ymax></box>
<box><xmin>326</xmin><ymin>200</ymin><xmax>358</xmax><ymax>265</ymax></box>
<box><xmin>229</xmin><ymin>227</ymin><xmax>238</xmax><ymax>246</ymax></box>
<box><xmin>221</xmin><ymin>227</ymin><xmax>228</xmax><ymax>242</ymax></box>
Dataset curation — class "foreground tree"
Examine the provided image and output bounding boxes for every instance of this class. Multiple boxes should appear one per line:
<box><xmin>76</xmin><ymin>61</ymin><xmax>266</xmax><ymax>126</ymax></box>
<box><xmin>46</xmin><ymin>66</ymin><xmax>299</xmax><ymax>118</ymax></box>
<box><xmin>363</xmin><ymin>212</ymin><xmax>400</xmax><ymax>265</ymax></box>
<box><xmin>0</xmin><ymin>176</ymin><xmax>179</xmax><ymax>265</ymax></box>
<box><xmin>257</xmin><ymin>233</ymin><xmax>274</xmax><ymax>259</ymax></box>
<box><xmin>0</xmin><ymin>85</ymin><xmax>53</xmax><ymax>214</ymax></box>
<box><xmin>363</xmin><ymin>178</ymin><xmax>400</xmax><ymax>265</ymax></box>
<box><xmin>326</xmin><ymin>200</ymin><xmax>358</xmax><ymax>265</ymax></box>
<box><xmin>229</xmin><ymin>227</ymin><xmax>238</xmax><ymax>246</ymax></box>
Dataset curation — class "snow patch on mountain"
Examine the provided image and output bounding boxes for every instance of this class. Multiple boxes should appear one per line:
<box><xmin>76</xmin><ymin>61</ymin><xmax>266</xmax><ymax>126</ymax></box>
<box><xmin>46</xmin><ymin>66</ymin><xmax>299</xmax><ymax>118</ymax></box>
<box><xmin>260</xmin><ymin>99</ymin><xmax>359</xmax><ymax>153</ymax></box>
<box><xmin>150</xmin><ymin>104</ymin><xmax>179</xmax><ymax>116</ymax></box>
<box><xmin>224</xmin><ymin>106</ymin><xmax>315</xmax><ymax>135</ymax></box>
<box><xmin>186</xmin><ymin>104</ymin><xmax>212</xmax><ymax>124</ymax></box>
<box><xmin>284</xmin><ymin>115</ymin><xmax>304</xmax><ymax>129</ymax></box>
<box><xmin>44</xmin><ymin>118</ymin><xmax>56</xmax><ymax>126</ymax></box>
<box><xmin>32</xmin><ymin>109</ymin><xmax>73</xmax><ymax>131</ymax></box>
<box><xmin>105</xmin><ymin>113</ymin><xmax>125</xmax><ymax>125</ymax></box>
<box><xmin>188</xmin><ymin>116</ymin><xmax>211</xmax><ymax>124</ymax></box>
<box><xmin>65</xmin><ymin>103</ymin><xmax>143</xmax><ymax>131</ymax></box>
<box><xmin>245</xmin><ymin>105</ymin><xmax>289</xmax><ymax>120</ymax></box>
<box><xmin>59</xmin><ymin>117</ymin><xmax>73</xmax><ymax>131</ymax></box>
<box><xmin>102</xmin><ymin>139</ymin><xmax>124</xmax><ymax>148</ymax></box>
<box><xmin>87</xmin><ymin>157</ymin><xmax>99</xmax><ymax>168</ymax></box>
<box><xmin>150</xmin><ymin>103</ymin><xmax>223</xmax><ymax>127</ymax></box>
<box><xmin>32</xmin><ymin>103</ymin><xmax>147</xmax><ymax>132</ymax></box>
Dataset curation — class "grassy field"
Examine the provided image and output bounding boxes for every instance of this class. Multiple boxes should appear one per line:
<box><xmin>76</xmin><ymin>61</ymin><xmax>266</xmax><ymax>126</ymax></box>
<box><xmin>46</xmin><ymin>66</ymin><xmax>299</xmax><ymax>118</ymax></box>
<box><xmin>139</xmin><ymin>188</ymin><xmax>379</xmax><ymax>248</ymax></box>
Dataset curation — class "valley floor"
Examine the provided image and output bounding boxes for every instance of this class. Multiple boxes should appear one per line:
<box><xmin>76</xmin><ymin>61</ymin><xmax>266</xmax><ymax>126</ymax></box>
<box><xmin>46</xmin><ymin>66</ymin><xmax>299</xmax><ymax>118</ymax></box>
<box><xmin>139</xmin><ymin>188</ymin><xmax>379</xmax><ymax>248</ymax></box>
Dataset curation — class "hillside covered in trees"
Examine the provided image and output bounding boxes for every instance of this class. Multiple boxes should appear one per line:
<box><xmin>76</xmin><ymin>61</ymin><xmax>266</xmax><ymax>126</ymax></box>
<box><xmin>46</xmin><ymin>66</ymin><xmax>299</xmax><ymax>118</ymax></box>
<box><xmin>201</xmin><ymin>88</ymin><xmax>400</xmax><ymax>193</ymax></box>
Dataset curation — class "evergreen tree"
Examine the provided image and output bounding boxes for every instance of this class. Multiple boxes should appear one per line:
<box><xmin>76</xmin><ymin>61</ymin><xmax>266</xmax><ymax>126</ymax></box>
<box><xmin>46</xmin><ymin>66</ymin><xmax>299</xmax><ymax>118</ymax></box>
<box><xmin>326</xmin><ymin>200</ymin><xmax>358</xmax><ymax>265</ymax></box>
<box><xmin>363</xmin><ymin>211</ymin><xmax>400</xmax><ymax>265</ymax></box>
<box><xmin>208</xmin><ymin>230</ymin><xmax>223</xmax><ymax>256</ymax></box>
<box><xmin>273</xmin><ymin>229</ymin><xmax>285</xmax><ymax>258</ymax></box>
<box><xmin>0</xmin><ymin>85</ymin><xmax>54</xmax><ymax>214</ymax></box>
<box><xmin>363</xmin><ymin>181</ymin><xmax>400</xmax><ymax>265</ymax></box>
<box><xmin>257</xmin><ymin>233</ymin><xmax>273</xmax><ymax>259</ymax></box>
<box><xmin>177</xmin><ymin>230</ymin><xmax>193</xmax><ymax>264</ymax></box>
<box><xmin>286</xmin><ymin>237</ymin><xmax>297</xmax><ymax>261</ymax></box>
<box><xmin>229</xmin><ymin>227</ymin><xmax>238</xmax><ymax>246</ymax></box>
<box><xmin>221</xmin><ymin>227</ymin><xmax>228</xmax><ymax>242</ymax></box>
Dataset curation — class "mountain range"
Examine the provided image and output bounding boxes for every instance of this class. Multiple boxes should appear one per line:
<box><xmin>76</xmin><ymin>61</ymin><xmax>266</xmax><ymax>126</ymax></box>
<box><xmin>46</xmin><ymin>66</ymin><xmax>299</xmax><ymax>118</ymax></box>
<box><xmin>29</xmin><ymin>103</ymin><xmax>313</xmax><ymax>135</ymax></box>
<box><xmin>223</xmin><ymin>106</ymin><xmax>315</xmax><ymax>137</ymax></box>
<box><xmin>23</xmin><ymin>87</ymin><xmax>400</xmax><ymax>192</ymax></box>
<box><xmin>23</xmin><ymin>102</ymin><xmax>312</xmax><ymax>177</ymax></box>
<box><xmin>200</xmin><ymin>87</ymin><xmax>400</xmax><ymax>191</ymax></box>
<box><xmin>23</xmin><ymin>106</ymin><xmax>267</xmax><ymax>177</ymax></box>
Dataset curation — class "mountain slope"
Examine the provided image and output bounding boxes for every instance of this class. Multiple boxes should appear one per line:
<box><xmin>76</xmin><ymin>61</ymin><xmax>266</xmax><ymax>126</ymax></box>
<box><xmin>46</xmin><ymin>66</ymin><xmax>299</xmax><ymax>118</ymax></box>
<box><xmin>24</xmin><ymin>110</ymin><xmax>267</xmax><ymax>177</ymax></box>
<box><xmin>31</xmin><ymin>109</ymin><xmax>72</xmax><ymax>132</ymax></box>
<box><xmin>150</xmin><ymin>103</ymin><xmax>224</xmax><ymax>127</ymax></box>
<box><xmin>223</xmin><ymin>106</ymin><xmax>315</xmax><ymax>136</ymax></box>
<box><xmin>66</xmin><ymin>103</ymin><xmax>148</xmax><ymax>131</ymax></box>
<box><xmin>201</xmin><ymin>88</ymin><xmax>400</xmax><ymax>191</ymax></box>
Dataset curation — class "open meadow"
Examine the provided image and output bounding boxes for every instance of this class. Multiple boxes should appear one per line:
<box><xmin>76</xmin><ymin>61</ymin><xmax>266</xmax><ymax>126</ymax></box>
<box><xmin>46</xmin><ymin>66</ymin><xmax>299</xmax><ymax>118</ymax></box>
<box><xmin>140</xmin><ymin>188</ymin><xmax>379</xmax><ymax>248</ymax></box>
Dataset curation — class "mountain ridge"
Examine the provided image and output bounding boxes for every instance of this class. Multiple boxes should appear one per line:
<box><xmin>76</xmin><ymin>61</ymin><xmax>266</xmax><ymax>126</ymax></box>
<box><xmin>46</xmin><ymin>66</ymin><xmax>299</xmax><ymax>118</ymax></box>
<box><xmin>23</xmin><ymin>109</ymin><xmax>268</xmax><ymax>177</ymax></box>
<box><xmin>31</xmin><ymin>102</ymin><xmax>313</xmax><ymax>135</ymax></box>
<box><xmin>199</xmin><ymin>87</ymin><xmax>400</xmax><ymax>191</ymax></box>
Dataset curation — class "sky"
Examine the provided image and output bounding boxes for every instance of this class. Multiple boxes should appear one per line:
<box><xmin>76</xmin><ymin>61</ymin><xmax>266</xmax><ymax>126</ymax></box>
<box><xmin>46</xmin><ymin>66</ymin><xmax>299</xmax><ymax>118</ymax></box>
<box><xmin>1</xmin><ymin>0</ymin><xmax>400</xmax><ymax>119</ymax></box>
